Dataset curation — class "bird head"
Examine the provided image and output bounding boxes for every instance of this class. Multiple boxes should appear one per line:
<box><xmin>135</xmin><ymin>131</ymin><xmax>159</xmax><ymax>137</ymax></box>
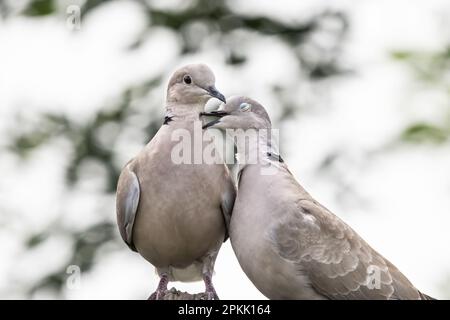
<box><xmin>201</xmin><ymin>96</ymin><xmax>271</xmax><ymax>130</ymax></box>
<box><xmin>166</xmin><ymin>64</ymin><xmax>226</xmax><ymax>106</ymax></box>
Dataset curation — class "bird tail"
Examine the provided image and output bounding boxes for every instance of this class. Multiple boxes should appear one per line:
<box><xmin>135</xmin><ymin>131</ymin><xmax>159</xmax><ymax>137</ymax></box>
<box><xmin>419</xmin><ymin>291</ymin><xmax>437</xmax><ymax>300</ymax></box>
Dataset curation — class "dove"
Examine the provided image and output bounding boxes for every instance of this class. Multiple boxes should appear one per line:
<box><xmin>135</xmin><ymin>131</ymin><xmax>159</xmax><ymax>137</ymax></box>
<box><xmin>201</xmin><ymin>96</ymin><xmax>434</xmax><ymax>300</ymax></box>
<box><xmin>116</xmin><ymin>64</ymin><xmax>235</xmax><ymax>300</ymax></box>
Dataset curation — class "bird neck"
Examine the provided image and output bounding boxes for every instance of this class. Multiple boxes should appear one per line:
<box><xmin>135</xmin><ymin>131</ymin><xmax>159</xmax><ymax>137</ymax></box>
<box><xmin>234</xmin><ymin>130</ymin><xmax>283</xmax><ymax>173</ymax></box>
<box><xmin>165</xmin><ymin>103</ymin><xmax>204</xmax><ymax>123</ymax></box>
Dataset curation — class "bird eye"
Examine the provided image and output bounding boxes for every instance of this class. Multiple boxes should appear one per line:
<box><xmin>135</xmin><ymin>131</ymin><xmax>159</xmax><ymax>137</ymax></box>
<box><xmin>239</xmin><ymin>103</ymin><xmax>251</xmax><ymax>111</ymax></box>
<box><xmin>183</xmin><ymin>75</ymin><xmax>192</xmax><ymax>84</ymax></box>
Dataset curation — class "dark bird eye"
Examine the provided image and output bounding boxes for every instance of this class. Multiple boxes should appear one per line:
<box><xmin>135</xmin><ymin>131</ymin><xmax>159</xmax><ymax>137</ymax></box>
<box><xmin>183</xmin><ymin>75</ymin><xmax>192</xmax><ymax>84</ymax></box>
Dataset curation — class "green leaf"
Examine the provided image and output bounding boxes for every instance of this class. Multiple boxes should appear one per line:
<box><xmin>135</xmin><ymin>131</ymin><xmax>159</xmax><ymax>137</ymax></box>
<box><xmin>26</xmin><ymin>233</ymin><xmax>48</xmax><ymax>248</ymax></box>
<box><xmin>23</xmin><ymin>0</ymin><xmax>55</xmax><ymax>16</ymax></box>
<box><xmin>391</xmin><ymin>51</ymin><xmax>412</xmax><ymax>60</ymax></box>
<box><xmin>401</xmin><ymin>123</ymin><xmax>448</xmax><ymax>144</ymax></box>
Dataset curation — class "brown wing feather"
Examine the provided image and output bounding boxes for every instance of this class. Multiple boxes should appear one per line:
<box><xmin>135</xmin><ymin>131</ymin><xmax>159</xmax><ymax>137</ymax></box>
<box><xmin>271</xmin><ymin>198</ymin><xmax>424</xmax><ymax>300</ymax></box>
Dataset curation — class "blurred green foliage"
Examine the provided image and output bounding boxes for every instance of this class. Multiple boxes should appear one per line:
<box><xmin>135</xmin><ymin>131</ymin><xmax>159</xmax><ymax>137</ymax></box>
<box><xmin>29</xmin><ymin>222</ymin><xmax>116</xmax><ymax>296</ymax></box>
<box><xmin>11</xmin><ymin>77</ymin><xmax>162</xmax><ymax>191</ymax></box>
<box><xmin>392</xmin><ymin>47</ymin><xmax>450</xmax><ymax>86</ymax></box>
<box><xmin>392</xmin><ymin>46</ymin><xmax>450</xmax><ymax>145</ymax></box>
<box><xmin>401</xmin><ymin>123</ymin><xmax>449</xmax><ymax>144</ymax></box>
<box><xmin>23</xmin><ymin>0</ymin><xmax>55</xmax><ymax>16</ymax></box>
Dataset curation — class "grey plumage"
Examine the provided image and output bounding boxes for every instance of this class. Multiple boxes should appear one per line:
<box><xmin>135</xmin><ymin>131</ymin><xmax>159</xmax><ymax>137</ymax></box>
<box><xmin>116</xmin><ymin>64</ymin><xmax>235</xmax><ymax>299</ymax></box>
<box><xmin>202</xmin><ymin>96</ymin><xmax>434</xmax><ymax>300</ymax></box>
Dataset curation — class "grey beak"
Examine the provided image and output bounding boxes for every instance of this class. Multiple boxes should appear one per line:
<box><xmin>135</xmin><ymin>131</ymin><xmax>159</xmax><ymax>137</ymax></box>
<box><xmin>206</xmin><ymin>86</ymin><xmax>226</xmax><ymax>103</ymax></box>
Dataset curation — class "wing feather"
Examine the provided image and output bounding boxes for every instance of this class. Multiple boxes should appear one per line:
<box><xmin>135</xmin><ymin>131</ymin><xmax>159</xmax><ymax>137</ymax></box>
<box><xmin>116</xmin><ymin>162</ymin><xmax>140</xmax><ymax>251</ymax></box>
<box><xmin>270</xmin><ymin>199</ymin><xmax>423</xmax><ymax>299</ymax></box>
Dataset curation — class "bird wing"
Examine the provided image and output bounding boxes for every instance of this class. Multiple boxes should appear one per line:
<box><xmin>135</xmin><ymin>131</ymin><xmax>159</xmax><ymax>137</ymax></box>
<box><xmin>116</xmin><ymin>160</ymin><xmax>140</xmax><ymax>252</ymax></box>
<box><xmin>270</xmin><ymin>198</ymin><xmax>422</xmax><ymax>300</ymax></box>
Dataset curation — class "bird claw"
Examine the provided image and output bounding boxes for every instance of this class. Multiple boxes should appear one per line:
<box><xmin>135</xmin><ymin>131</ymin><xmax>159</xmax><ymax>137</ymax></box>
<box><xmin>148</xmin><ymin>273</ymin><xmax>169</xmax><ymax>300</ymax></box>
<box><xmin>148</xmin><ymin>289</ymin><xmax>167</xmax><ymax>300</ymax></box>
<box><xmin>205</xmin><ymin>289</ymin><xmax>219</xmax><ymax>300</ymax></box>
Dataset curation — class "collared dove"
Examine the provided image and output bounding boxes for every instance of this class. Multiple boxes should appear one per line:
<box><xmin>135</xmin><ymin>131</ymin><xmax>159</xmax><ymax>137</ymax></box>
<box><xmin>116</xmin><ymin>64</ymin><xmax>235</xmax><ymax>300</ymax></box>
<box><xmin>201</xmin><ymin>96</ymin><xmax>434</xmax><ymax>300</ymax></box>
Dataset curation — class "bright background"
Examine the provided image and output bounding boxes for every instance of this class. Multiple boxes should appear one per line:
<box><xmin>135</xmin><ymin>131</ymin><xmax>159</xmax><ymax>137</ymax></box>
<box><xmin>0</xmin><ymin>0</ymin><xmax>449</xmax><ymax>299</ymax></box>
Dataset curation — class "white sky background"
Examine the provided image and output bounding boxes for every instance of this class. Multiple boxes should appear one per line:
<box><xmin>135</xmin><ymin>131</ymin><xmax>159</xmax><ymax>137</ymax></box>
<box><xmin>0</xmin><ymin>0</ymin><xmax>450</xmax><ymax>299</ymax></box>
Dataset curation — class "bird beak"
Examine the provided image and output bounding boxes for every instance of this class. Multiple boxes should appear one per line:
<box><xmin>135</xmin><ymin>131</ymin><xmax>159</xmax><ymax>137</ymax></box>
<box><xmin>200</xmin><ymin>110</ymin><xmax>229</xmax><ymax>117</ymax></box>
<box><xmin>202</xmin><ymin>118</ymin><xmax>222</xmax><ymax>129</ymax></box>
<box><xmin>206</xmin><ymin>86</ymin><xmax>226</xmax><ymax>103</ymax></box>
<box><xmin>200</xmin><ymin>110</ymin><xmax>230</xmax><ymax>129</ymax></box>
